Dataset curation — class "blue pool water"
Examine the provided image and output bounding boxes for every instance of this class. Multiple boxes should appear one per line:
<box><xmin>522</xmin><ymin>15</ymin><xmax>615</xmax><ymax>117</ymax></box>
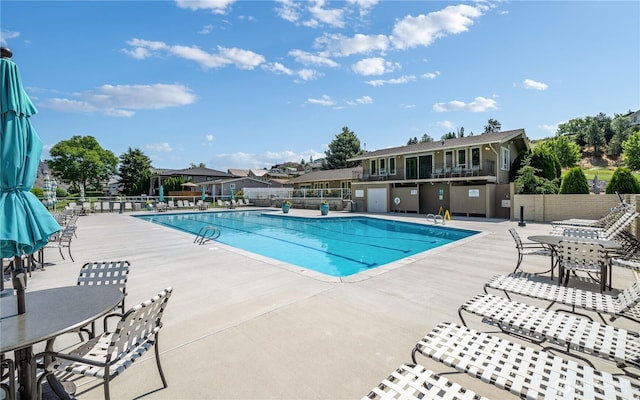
<box><xmin>135</xmin><ymin>211</ymin><xmax>478</xmax><ymax>277</ymax></box>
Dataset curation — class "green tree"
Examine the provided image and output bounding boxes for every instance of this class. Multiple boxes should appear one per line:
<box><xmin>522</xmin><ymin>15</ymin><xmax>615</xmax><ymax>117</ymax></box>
<box><xmin>622</xmin><ymin>131</ymin><xmax>640</xmax><ymax>171</ymax></box>
<box><xmin>441</xmin><ymin>132</ymin><xmax>456</xmax><ymax>140</ymax></box>
<box><xmin>557</xmin><ymin>117</ymin><xmax>589</xmax><ymax>147</ymax></box>
<box><xmin>515</xmin><ymin>156</ymin><xmax>559</xmax><ymax>194</ymax></box>
<box><xmin>559</xmin><ymin>167</ymin><xmax>590</xmax><ymax>194</ymax></box>
<box><xmin>118</xmin><ymin>147</ymin><xmax>152</xmax><ymax>195</ymax></box>
<box><xmin>483</xmin><ymin>118</ymin><xmax>501</xmax><ymax>134</ymax></box>
<box><xmin>323</xmin><ymin>126</ymin><xmax>362</xmax><ymax>169</ymax></box>
<box><xmin>539</xmin><ymin>136</ymin><xmax>581</xmax><ymax>168</ymax></box>
<box><xmin>511</xmin><ymin>147</ymin><xmax>561</xmax><ymax>182</ymax></box>
<box><xmin>585</xmin><ymin>119</ymin><xmax>606</xmax><ymax>155</ymax></box>
<box><xmin>605</xmin><ymin>167</ymin><xmax>640</xmax><ymax>194</ymax></box>
<box><xmin>419</xmin><ymin>133</ymin><xmax>434</xmax><ymax>143</ymax></box>
<box><xmin>48</xmin><ymin>136</ymin><xmax>117</xmax><ymax>191</ymax></box>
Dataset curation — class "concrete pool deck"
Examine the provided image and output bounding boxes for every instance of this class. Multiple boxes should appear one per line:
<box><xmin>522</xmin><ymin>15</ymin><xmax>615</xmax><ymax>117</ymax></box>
<box><xmin>14</xmin><ymin>208</ymin><xmax>640</xmax><ymax>399</ymax></box>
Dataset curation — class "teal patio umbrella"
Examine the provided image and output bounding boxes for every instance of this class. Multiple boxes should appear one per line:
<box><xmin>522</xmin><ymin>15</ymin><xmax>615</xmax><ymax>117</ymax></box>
<box><xmin>159</xmin><ymin>185</ymin><xmax>164</xmax><ymax>202</ymax></box>
<box><xmin>1</xmin><ymin>48</ymin><xmax>61</xmax><ymax>313</ymax></box>
<box><xmin>201</xmin><ymin>184</ymin><xmax>205</xmax><ymax>201</ymax></box>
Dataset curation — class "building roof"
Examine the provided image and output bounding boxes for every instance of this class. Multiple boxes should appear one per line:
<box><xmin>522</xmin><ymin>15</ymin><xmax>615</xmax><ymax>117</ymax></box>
<box><xmin>349</xmin><ymin>129</ymin><xmax>528</xmax><ymax>161</ymax></box>
<box><xmin>228</xmin><ymin>169</ymin><xmax>249</xmax><ymax>177</ymax></box>
<box><xmin>155</xmin><ymin>167</ymin><xmax>232</xmax><ymax>178</ymax></box>
<box><xmin>288</xmin><ymin>166</ymin><xmax>363</xmax><ymax>184</ymax></box>
<box><xmin>249</xmin><ymin>169</ymin><xmax>268</xmax><ymax>177</ymax></box>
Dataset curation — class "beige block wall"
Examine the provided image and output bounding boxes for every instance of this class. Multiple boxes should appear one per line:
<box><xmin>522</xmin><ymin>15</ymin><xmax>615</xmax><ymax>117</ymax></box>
<box><xmin>513</xmin><ymin>193</ymin><xmax>639</xmax><ymax>237</ymax></box>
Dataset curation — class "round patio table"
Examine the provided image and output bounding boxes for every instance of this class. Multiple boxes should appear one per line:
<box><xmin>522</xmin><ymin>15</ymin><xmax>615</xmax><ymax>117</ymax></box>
<box><xmin>1</xmin><ymin>285</ymin><xmax>124</xmax><ymax>400</ymax></box>
<box><xmin>528</xmin><ymin>235</ymin><xmax>622</xmax><ymax>291</ymax></box>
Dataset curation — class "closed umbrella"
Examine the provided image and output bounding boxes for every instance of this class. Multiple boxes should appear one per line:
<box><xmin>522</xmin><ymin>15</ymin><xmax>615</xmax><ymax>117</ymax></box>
<box><xmin>42</xmin><ymin>175</ymin><xmax>53</xmax><ymax>208</ymax></box>
<box><xmin>159</xmin><ymin>185</ymin><xmax>164</xmax><ymax>202</ymax></box>
<box><xmin>201</xmin><ymin>184</ymin><xmax>205</xmax><ymax>201</ymax></box>
<box><xmin>79</xmin><ymin>182</ymin><xmax>85</xmax><ymax>203</ymax></box>
<box><xmin>51</xmin><ymin>178</ymin><xmax>58</xmax><ymax>210</ymax></box>
<box><xmin>2</xmin><ymin>47</ymin><xmax>63</xmax><ymax>399</ymax></box>
<box><xmin>0</xmin><ymin>47</ymin><xmax>61</xmax><ymax>314</ymax></box>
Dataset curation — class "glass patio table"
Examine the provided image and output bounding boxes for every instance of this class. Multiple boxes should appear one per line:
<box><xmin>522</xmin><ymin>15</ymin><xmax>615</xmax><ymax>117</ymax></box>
<box><xmin>1</xmin><ymin>285</ymin><xmax>124</xmax><ymax>400</ymax></box>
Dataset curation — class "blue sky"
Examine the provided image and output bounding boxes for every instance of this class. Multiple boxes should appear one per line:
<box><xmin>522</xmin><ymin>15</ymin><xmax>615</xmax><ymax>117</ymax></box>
<box><xmin>2</xmin><ymin>1</ymin><xmax>638</xmax><ymax>171</ymax></box>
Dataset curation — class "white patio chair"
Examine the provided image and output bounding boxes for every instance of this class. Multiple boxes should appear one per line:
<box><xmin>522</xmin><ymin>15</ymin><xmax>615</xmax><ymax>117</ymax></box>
<box><xmin>412</xmin><ymin>322</ymin><xmax>640</xmax><ymax>399</ymax></box>
<box><xmin>361</xmin><ymin>363</ymin><xmax>488</xmax><ymax>400</ymax></box>
<box><xmin>558</xmin><ymin>240</ymin><xmax>608</xmax><ymax>292</ymax></box>
<box><xmin>484</xmin><ymin>272</ymin><xmax>640</xmax><ymax>323</ymax></box>
<box><xmin>458</xmin><ymin>293</ymin><xmax>640</xmax><ymax>378</ymax></box>
<box><xmin>35</xmin><ymin>287</ymin><xmax>173</xmax><ymax>400</ymax></box>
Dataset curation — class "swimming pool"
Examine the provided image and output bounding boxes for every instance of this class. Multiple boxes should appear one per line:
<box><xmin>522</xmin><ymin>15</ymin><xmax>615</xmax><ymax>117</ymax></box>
<box><xmin>135</xmin><ymin>211</ymin><xmax>478</xmax><ymax>277</ymax></box>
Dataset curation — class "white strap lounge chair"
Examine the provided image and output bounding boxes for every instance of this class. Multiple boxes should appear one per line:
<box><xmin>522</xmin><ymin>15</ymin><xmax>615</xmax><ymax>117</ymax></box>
<box><xmin>35</xmin><ymin>287</ymin><xmax>173</xmax><ymax>400</ymax></box>
<box><xmin>458</xmin><ymin>293</ymin><xmax>640</xmax><ymax>377</ymax></box>
<box><xmin>484</xmin><ymin>272</ymin><xmax>640</xmax><ymax>323</ymax></box>
<box><xmin>411</xmin><ymin>322</ymin><xmax>640</xmax><ymax>400</ymax></box>
<box><xmin>361</xmin><ymin>363</ymin><xmax>488</xmax><ymax>400</ymax></box>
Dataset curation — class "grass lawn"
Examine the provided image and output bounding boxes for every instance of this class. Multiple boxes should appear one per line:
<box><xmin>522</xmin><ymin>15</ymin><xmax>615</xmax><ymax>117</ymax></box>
<box><xmin>563</xmin><ymin>166</ymin><xmax>640</xmax><ymax>184</ymax></box>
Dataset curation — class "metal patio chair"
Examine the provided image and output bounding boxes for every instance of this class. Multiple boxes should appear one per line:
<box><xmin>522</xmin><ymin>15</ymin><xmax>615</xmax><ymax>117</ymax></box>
<box><xmin>35</xmin><ymin>287</ymin><xmax>173</xmax><ymax>400</ymax></box>
<box><xmin>76</xmin><ymin>260</ymin><xmax>131</xmax><ymax>339</ymax></box>
<box><xmin>508</xmin><ymin>228</ymin><xmax>551</xmax><ymax>273</ymax></box>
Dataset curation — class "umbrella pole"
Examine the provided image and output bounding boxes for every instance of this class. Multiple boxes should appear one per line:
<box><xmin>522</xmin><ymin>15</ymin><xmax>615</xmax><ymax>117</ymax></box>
<box><xmin>11</xmin><ymin>255</ymin><xmax>27</xmax><ymax>314</ymax></box>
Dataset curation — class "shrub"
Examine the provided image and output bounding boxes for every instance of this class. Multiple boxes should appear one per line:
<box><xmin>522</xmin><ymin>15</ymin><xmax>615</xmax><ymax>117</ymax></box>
<box><xmin>559</xmin><ymin>167</ymin><xmax>590</xmax><ymax>194</ymax></box>
<box><xmin>605</xmin><ymin>167</ymin><xmax>640</xmax><ymax>194</ymax></box>
<box><xmin>510</xmin><ymin>147</ymin><xmax>561</xmax><ymax>182</ymax></box>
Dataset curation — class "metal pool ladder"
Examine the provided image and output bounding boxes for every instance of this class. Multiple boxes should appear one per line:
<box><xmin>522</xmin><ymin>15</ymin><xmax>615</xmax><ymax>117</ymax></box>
<box><xmin>194</xmin><ymin>226</ymin><xmax>221</xmax><ymax>245</ymax></box>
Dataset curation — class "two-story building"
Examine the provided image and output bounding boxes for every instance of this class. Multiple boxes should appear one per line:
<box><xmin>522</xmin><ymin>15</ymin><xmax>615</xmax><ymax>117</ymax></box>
<box><xmin>347</xmin><ymin>129</ymin><xmax>530</xmax><ymax>217</ymax></box>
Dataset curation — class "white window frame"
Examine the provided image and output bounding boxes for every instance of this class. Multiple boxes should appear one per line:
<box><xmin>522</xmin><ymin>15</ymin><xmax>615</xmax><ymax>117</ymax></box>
<box><xmin>500</xmin><ymin>147</ymin><xmax>510</xmax><ymax>171</ymax></box>
<box><xmin>389</xmin><ymin>157</ymin><xmax>396</xmax><ymax>174</ymax></box>
<box><xmin>379</xmin><ymin>158</ymin><xmax>386</xmax><ymax>175</ymax></box>
<box><xmin>370</xmin><ymin>159</ymin><xmax>377</xmax><ymax>175</ymax></box>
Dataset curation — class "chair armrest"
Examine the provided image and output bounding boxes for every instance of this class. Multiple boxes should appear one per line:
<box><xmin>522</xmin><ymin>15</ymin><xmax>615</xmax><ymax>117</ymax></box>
<box><xmin>34</xmin><ymin>350</ymin><xmax>108</xmax><ymax>369</ymax></box>
<box><xmin>103</xmin><ymin>312</ymin><xmax>124</xmax><ymax>332</ymax></box>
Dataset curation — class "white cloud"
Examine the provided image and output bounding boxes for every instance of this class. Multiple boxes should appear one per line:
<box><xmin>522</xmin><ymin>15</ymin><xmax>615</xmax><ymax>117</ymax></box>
<box><xmin>0</xmin><ymin>30</ymin><xmax>20</xmax><ymax>45</ymax></box>
<box><xmin>433</xmin><ymin>96</ymin><xmax>498</xmax><ymax>112</ymax></box>
<box><xmin>289</xmin><ymin>49</ymin><xmax>339</xmax><ymax>67</ymax></box>
<box><xmin>391</xmin><ymin>4</ymin><xmax>483</xmax><ymax>49</ymax></box>
<box><xmin>540</xmin><ymin>123</ymin><xmax>558</xmax><ymax>135</ymax></box>
<box><xmin>438</xmin><ymin>120</ymin><xmax>455</xmax><ymax>129</ymax></box>
<box><xmin>365</xmin><ymin>74</ymin><xmax>416</xmax><ymax>87</ymax></box>
<box><xmin>421</xmin><ymin>71</ymin><xmax>440</xmax><ymax>79</ymax></box>
<box><xmin>307</xmin><ymin>94</ymin><xmax>335</xmax><ymax>106</ymax></box>
<box><xmin>356</xmin><ymin>95</ymin><xmax>373</xmax><ymax>104</ymax></box>
<box><xmin>198</xmin><ymin>24</ymin><xmax>214</xmax><ymax>34</ymax></box>
<box><xmin>39</xmin><ymin>83</ymin><xmax>196</xmax><ymax>116</ymax></box>
<box><xmin>274</xmin><ymin>0</ymin><xmax>302</xmax><ymax>23</ymax></box>
<box><xmin>352</xmin><ymin>57</ymin><xmax>400</xmax><ymax>76</ymax></box>
<box><xmin>124</xmin><ymin>39</ymin><xmax>265</xmax><ymax>70</ymax></box>
<box><xmin>523</xmin><ymin>78</ymin><xmax>548</xmax><ymax>90</ymax></box>
<box><xmin>212</xmin><ymin>149</ymin><xmax>325</xmax><ymax>170</ymax></box>
<box><xmin>346</xmin><ymin>0</ymin><xmax>379</xmax><ymax>16</ymax></box>
<box><xmin>314</xmin><ymin>33</ymin><xmax>389</xmax><ymax>57</ymax></box>
<box><xmin>174</xmin><ymin>0</ymin><xmax>236</xmax><ymax>14</ymax></box>
<box><xmin>205</xmin><ymin>134</ymin><xmax>214</xmax><ymax>142</ymax></box>
<box><xmin>306</xmin><ymin>0</ymin><xmax>345</xmax><ymax>28</ymax></box>
<box><xmin>146</xmin><ymin>142</ymin><xmax>173</xmax><ymax>153</ymax></box>
<box><xmin>262</xmin><ymin>62</ymin><xmax>321</xmax><ymax>81</ymax></box>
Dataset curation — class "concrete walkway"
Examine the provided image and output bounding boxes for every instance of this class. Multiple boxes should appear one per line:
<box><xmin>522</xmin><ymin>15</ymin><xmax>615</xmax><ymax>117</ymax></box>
<box><xmin>17</xmin><ymin>208</ymin><xmax>640</xmax><ymax>399</ymax></box>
